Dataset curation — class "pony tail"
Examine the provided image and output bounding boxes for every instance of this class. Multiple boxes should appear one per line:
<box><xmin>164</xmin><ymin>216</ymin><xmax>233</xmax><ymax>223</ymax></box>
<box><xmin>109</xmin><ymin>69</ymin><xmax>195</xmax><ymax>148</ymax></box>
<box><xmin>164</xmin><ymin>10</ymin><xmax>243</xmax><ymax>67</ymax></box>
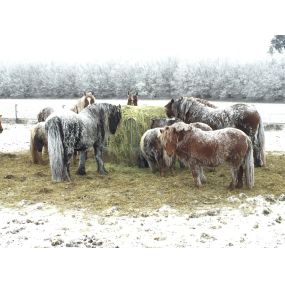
<box><xmin>256</xmin><ymin>117</ymin><xmax>266</xmax><ymax>166</ymax></box>
<box><xmin>244</xmin><ymin>137</ymin><xmax>254</xmax><ymax>189</ymax></box>
<box><xmin>46</xmin><ymin>117</ymin><xmax>69</xmax><ymax>182</ymax></box>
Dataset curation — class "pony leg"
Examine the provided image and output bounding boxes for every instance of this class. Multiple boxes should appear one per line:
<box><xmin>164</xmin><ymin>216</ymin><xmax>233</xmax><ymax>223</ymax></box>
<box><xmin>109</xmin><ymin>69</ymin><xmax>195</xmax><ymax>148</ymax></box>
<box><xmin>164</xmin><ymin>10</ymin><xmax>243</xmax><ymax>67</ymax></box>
<box><xmin>229</xmin><ymin>167</ymin><xmax>239</xmax><ymax>189</ymax></box>
<box><xmin>76</xmin><ymin>151</ymin><xmax>87</xmax><ymax>175</ymax></box>
<box><xmin>236</xmin><ymin>166</ymin><xmax>244</xmax><ymax>188</ymax></box>
<box><xmin>199</xmin><ymin>166</ymin><xmax>207</xmax><ymax>184</ymax></box>
<box><xmin>190</xmin><ymin>165</ymin><xmax>202</xmax><ymax>188</ymax></box>
<box><xmin>94</xmin><ymin>145</ymin><xmax>108</xmax><ymax>175</ymax></box>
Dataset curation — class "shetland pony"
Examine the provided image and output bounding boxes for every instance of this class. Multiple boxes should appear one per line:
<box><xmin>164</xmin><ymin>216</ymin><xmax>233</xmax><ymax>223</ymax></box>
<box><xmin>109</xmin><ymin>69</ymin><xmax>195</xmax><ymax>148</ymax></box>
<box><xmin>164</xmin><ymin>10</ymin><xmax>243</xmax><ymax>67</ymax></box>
<box><xmin>140</xmin><ymin>122</ymin><xmax>212</xmax><ymax>176</ymax></box>
<box><xmin>160</xmin><ymin>123</ymin><xmax>254</xmax><ymax>189</ymax></box>
<box><xmin>30</xmin><ymin>122</ymin><xmax>48</xmax><ymax>164</ymax></box>
<box><xmin>70</xmin><ymin>91</ymin><xmax>96</xmax><ymax>113</ymax></box>
<box><xmin>165</xmin><ymin>97</ymin><xmax>265</xmax><ymax>167</ymax></box>
<box><xmin>37</xmin><ymin>107</ymin><xmax>54</xmax><ymax>122</ymax></box>
<box><xmin>127</xmin><ymin>91</ymin><xmax>138</xmax><ymax>106</ymax></box>
<box><xmin>45</xmin><ymin>103</ymin><xmax>121</xmax><ymax>182</ymax></box>
<box><xmin>0</xmin><ymin>115</ymin><xmax>3</xmax><ymax>133</ymax></box>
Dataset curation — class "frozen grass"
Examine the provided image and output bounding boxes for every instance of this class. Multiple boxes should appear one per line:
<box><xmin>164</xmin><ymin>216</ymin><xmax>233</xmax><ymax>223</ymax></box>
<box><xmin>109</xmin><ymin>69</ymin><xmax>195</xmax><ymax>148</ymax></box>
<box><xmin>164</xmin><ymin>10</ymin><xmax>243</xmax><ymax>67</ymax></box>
<box><xmin>0</xmin><ymin>152</ymin><xmax>284</xmax><ymax>215</ymax></box>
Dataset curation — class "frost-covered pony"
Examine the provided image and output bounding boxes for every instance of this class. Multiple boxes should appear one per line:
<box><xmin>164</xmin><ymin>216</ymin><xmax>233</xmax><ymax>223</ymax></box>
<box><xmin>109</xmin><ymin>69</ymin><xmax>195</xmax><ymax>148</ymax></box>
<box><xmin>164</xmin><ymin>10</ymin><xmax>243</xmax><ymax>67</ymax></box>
<box><xmin>30</xmin><ymin>122</ymin><xmax>48</xmax><ymax>164</ymax></box>
<box><xmin>0</xmin><ymin>115</ymin><xmax>3</xmax><ymax>133</ymax></box>
<box><xmin>127</xmin><ymin>91</ymin><xmax>138</xmax><ymax>106</ymax></box>
<box><xmin>37</xmin><ymin>107</ymin><xmax>54</xmax><ymax>122</ymax></box>
<box><xmin>165</xmin><ymin>97</ymin><xmax>265</xmax><ymax>167</ymax></box>
<box><xmin>140</xmin><ymin>122</ymin><xmax>212</xmax><ymax>176</ymax></box>
<box><xmin>70</xmin><ymin>91</ymin><xmax>96</xmax><ymax>113</ymax></box>
<box><xmin>160</xmin><ymin>123</ymin><xmax>254</xmax><ymax>189</ymax></box>
<box><xmin>45</xmin><ymin>103</ymin><xmax>121</xmax><ymax>182</ymax></box>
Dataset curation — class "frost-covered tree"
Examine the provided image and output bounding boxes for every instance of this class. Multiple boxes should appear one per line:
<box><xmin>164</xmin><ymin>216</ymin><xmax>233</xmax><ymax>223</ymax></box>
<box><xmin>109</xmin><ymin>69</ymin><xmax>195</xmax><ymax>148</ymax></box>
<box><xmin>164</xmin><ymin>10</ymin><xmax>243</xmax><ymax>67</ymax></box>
<box><xmin>269</xmin><ymin>35</ymin><xmax>285</xmax><ymax>54</ymax></box>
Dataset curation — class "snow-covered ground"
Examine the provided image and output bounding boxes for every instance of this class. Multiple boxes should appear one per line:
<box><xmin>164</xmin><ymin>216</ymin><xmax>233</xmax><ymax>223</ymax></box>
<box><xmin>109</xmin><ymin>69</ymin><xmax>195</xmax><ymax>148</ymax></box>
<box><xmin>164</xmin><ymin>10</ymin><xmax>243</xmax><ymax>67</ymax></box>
<box><xmin>1</xmin><ymin>194</ymin><xmax>285</xmax><ymax>247</ymax></box>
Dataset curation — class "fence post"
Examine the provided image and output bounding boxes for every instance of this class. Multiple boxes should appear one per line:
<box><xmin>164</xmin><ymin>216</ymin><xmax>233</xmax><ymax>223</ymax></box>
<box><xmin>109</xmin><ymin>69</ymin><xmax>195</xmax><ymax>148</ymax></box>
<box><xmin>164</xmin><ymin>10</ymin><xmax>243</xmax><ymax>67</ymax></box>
<box><xmin>15</xmin><ymin>104</ymin><xmax>18</xmax><ymax>123</ymax></box>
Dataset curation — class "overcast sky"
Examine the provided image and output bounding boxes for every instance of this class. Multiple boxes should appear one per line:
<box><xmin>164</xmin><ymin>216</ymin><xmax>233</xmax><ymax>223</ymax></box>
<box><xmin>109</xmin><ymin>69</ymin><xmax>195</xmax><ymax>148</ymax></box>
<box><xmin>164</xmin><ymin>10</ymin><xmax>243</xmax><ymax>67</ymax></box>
<box><xmin>0</xmin><ymin>0</ymin><xmax>283</xmax><ymax>64</ymax></box>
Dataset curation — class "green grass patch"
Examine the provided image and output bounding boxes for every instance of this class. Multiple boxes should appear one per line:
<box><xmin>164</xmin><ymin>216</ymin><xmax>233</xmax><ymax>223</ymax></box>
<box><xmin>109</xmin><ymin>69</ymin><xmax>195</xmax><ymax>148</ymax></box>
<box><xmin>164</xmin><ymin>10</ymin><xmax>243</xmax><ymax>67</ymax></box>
<box><xmin>0</xmin><ymin>152</ymin><xmax>285</xmax><ymax>215</ymax></box>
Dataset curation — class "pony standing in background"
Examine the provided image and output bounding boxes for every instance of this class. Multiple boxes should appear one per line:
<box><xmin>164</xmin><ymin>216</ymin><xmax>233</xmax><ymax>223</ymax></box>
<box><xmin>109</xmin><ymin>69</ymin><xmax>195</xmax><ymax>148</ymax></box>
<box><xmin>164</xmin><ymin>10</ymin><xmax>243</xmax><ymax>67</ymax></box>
<box><xmin>30</xmin><ymin>122</ymin><xmax>48</xmax><ymax>164</ymax></box>
<box><xmin>165</xmin><ymin>97</ymin><xmax>265</xmax><ymax>167</ymax></box>
<box><xmin>45</xmin><ymin>103</ymin><xmax>121</xmax><ymax>182</ymax></box>
<box><xmin>127</xmin><ymin>91</ymin><xmax>138</xmax><ymax>106</ymax></box>
<box><xmin>0</xmin><ymin>115</ymin><xmax>3</xmax><ymax>133</ymax></box>
<box><xmin>70</xmin><ymin>91</ymin><xmax>96</xmax><ymax>113</ymax></box>
<box><xmin>37</xmin><ymin>107</ymin><xmax>54</xmax><ymax>122</ymax></box>
<box><xmin>160</xmin><ymin>123</ymin><xmax>254</xmax><ymax>189</ymax></box>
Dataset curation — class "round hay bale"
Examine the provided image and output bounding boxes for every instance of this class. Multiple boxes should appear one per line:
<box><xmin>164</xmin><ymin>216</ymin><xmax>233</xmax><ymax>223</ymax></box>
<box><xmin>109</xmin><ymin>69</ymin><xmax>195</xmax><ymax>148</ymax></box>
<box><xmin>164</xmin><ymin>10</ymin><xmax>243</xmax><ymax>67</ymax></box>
<box><xmin>107</xmin><ymin>105</ymin><xmax>166</xmax><ymax>165</ymax></box>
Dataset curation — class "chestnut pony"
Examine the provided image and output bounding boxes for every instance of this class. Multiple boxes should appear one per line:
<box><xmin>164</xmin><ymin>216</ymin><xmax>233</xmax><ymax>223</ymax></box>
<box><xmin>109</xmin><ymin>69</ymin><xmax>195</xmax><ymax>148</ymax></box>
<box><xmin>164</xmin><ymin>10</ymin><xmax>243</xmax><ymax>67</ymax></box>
<box><xmin>71</xmin><ymin>91</ymin><xmax>96</xmax><ymax>113</ymax></box>
<box><xmin>160</xmin><ymin>123</ymin><xmax>254</xmax><ymax>189</ymax></box>
<box><xmin>140</xmin><ymin>122</ymin><xmax>212</xmax><ymax>176</ymax></box>
<box><xmin>165</xmin><ymin>97</ymin><xmax>265</xmax><ymax>167</ymax></box>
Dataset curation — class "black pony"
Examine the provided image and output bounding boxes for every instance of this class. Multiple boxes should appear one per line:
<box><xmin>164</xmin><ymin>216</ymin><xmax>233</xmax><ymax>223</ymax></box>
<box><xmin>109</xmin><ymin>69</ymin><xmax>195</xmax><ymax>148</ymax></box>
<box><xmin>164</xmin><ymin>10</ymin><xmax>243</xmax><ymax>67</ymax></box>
<box><xmin>45</xmin><ymin>103</ymin><xmax>121</xmax><ymax>182</ymax></box>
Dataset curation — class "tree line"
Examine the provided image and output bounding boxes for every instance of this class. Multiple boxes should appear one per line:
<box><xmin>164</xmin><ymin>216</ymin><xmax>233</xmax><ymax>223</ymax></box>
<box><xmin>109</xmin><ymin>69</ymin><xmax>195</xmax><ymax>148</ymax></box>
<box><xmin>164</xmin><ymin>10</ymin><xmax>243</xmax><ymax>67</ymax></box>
<box><xmin>0</xmin><ymin>58</ymin><xmax>285</xmax><ymax>102</ymax></box>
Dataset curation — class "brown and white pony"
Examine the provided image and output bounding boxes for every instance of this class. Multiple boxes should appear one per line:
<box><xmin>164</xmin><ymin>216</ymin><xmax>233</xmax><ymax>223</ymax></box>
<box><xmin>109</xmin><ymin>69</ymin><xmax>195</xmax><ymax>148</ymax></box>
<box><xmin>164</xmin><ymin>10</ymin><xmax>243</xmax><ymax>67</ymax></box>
<box><xmin>0</xmin><ymin>115</ymin><xmax>3</xmax><ymax>133</ymax></box>
<box><xmin>160</xmin><ymin>123</ymin><xmax>254</xmax><ymax>189</ymax></box>
<box><xmin>127</xmin><ymin>91</ymin><xmax>138</xmax><ymax>106</ymax></box>
<box><xmin>71</xmin><ymin>91</ymin><xmax>96</xmax><ymax>113</ymax></box>
<box><xmin>30</xmin><ymin>122</ymin><xmax>48</xmax><ymax>164</ymax></box>
<box><xmin>140</xmin><ymin>122</ymin><xmax>212</xmax><ymax>176</ymax></box>
<box><xmin>165</xmin><ymin>96</ymin><xmax>265</xmax><ymax>167</ymax></box>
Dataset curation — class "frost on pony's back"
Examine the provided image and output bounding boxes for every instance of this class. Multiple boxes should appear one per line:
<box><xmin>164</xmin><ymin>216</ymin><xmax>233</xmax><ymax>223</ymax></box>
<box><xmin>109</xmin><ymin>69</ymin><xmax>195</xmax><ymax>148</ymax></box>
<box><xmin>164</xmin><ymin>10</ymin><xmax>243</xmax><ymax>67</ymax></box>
<box><xmin>164</xmin><ymin>96</ymin><xmax>265</xmax><ymax>167</ymax></box>
<box><xmin>45</xmin><ymin>103</ymin><xmax>121</xmax><ymax>182</ymax></box>
<box><xmin>160</xmin><ymin>124</ymin><xmax>254</xmax><ymax>189</ymax></box>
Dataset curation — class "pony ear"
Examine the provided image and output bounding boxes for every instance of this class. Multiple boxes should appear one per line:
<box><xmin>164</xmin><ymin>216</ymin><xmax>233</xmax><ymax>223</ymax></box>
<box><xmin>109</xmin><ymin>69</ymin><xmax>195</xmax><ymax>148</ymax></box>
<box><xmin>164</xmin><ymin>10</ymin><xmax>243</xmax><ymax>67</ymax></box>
<box><xmin>171</xmin><ymin>98</ymin><xmax>174</xmax><ymax>103</ymax></box>
<box><xmin>118</xmin><ymin>104</ymin><xmax>121</xmax><ymax>109</ymax></box>
<box><xmin>160</xmin><ymin>128</ymin><xmax>164</xmax><ymax>134</ymax></box>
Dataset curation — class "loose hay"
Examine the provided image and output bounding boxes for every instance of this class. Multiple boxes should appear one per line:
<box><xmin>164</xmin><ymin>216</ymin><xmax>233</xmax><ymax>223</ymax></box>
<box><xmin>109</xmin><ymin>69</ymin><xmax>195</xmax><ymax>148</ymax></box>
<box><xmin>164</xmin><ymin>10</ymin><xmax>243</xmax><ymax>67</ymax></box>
<box><xmin>107</xmin><ymin>105</ymin><xmax>166</xmax><ymax>165</ymax></box>
<box><xmin>0</xmin><ymin>152</ymin><xmax>285</xmax><ymax>215</ymax></box>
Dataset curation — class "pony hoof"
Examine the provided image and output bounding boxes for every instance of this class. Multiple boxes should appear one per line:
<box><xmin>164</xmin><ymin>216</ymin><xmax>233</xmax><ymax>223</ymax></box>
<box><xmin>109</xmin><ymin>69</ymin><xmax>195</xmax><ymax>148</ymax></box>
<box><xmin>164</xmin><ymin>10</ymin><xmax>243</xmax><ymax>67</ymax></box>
<box><xmin>76</xmin><ymin>169</ymin><xmax>86</xmax><ymax>175</ymax></box>
<box><xmin>98</xmin><ymin>170</ymin><xmax>108</xmax><ymax>175</ymax></box>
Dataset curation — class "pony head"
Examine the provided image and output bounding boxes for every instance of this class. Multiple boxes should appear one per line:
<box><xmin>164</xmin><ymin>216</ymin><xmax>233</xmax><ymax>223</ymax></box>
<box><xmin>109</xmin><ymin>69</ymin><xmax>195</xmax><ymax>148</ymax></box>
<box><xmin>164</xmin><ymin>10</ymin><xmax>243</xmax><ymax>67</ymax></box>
<box><xmin>83</xmin><ymin>91</ymin><xmax>96</xmax><ymax>107</ymax></box>
<box><xmin>164</xmin><ymin>97</ymin><xmax>185</xmax><ymax>118</ymax></box>
<box><xmin>109</xmin><ymin>104</ymin><xmax>122</xmax><ymax>134</ymax></box>
<box><xmin>0</xmin><ymin>115</ymin><xmax>3</xmax><ymax>133</ymax></box>
<box><xmin>160</xmin><ymin>126</ymin><xmax>185</xmax><ymax>157</ymax></box>
<box><xmin>37</xmin><ymin>107</ymin><xmax>54</xmax><ymax>122</ymax></box>
<box><xmin>127</xmin><ymin>91</ymin><xmax>138</xmax><ymax>106</ymax></box>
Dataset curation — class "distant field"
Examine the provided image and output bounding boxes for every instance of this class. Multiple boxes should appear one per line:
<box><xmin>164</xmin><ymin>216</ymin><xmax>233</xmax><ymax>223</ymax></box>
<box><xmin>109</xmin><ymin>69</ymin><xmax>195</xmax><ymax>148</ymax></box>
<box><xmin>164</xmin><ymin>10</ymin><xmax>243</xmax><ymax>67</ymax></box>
<box><xmin>1</xmin><ymin>99</ymin><xmax>285</xmax><ymax>124</ymax></box>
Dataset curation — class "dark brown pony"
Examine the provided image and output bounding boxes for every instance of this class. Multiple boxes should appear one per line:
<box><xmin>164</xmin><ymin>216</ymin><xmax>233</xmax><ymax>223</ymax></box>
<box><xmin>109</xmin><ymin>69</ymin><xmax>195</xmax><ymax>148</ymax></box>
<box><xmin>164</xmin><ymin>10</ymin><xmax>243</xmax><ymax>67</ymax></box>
<box><xmin>127</xmin><ymin>91</ymin><xmax>138</xmax><ymax>106</ymax></box>
<box><xmin>165</xmin><ymin>97</ymin><xmax>265</xmax><ymax>167</ymax></box>
<box><xmin>0</xmin><ymin>115</ymin><xmax>3</xmax><ymax>133</ymax></box>
<box><xmin>71</xmin><ymin>91</ymin><xmax>96</xmax><ymax>113</ymax></box>
<box><xmin>160</xmin><ymin>123</ymin><xmax>254</xmax><ymax>189</ymax></box>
